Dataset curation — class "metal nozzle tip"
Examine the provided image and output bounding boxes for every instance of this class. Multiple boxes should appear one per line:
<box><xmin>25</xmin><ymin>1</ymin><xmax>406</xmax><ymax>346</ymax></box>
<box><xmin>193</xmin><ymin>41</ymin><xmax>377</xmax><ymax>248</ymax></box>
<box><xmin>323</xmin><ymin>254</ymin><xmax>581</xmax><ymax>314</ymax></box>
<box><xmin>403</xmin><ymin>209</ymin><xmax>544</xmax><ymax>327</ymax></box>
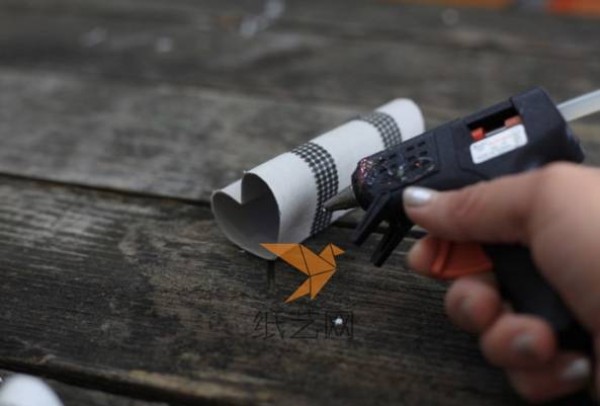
<box><xmin>323</xmin><ymin>186</ymin><xmax>359</xmax><ymax>212</ymax></box>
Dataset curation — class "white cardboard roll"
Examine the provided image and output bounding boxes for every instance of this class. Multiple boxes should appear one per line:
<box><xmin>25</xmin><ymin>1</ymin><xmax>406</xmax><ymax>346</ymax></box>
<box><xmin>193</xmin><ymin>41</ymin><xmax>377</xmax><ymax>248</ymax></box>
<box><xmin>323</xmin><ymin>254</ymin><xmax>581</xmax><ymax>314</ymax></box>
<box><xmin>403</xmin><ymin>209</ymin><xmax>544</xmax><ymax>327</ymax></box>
<box><xmin>0</xmin><ymin>375</ymin><xmax>63</xmax><ymax>406</ymax></box>
<box><xmin>211</xmin><ymin>99</ymin><xmax>424</xmax><ymax>259</ymax></box>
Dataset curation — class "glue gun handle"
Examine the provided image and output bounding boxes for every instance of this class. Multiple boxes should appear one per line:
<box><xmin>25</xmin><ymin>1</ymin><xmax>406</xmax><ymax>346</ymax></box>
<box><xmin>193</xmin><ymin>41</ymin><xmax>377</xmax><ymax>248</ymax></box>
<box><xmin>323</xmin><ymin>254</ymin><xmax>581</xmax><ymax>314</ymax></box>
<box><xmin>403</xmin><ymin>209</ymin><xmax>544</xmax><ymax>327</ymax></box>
<box><xmin>483</xmin><ymin>244</ymin><xmax>593</xmax><ymax>354</ymax></box>
<box><xmin>483</xmin><ymin>244</ymin><xmax>595</xmax><ymax>404</ymax></box>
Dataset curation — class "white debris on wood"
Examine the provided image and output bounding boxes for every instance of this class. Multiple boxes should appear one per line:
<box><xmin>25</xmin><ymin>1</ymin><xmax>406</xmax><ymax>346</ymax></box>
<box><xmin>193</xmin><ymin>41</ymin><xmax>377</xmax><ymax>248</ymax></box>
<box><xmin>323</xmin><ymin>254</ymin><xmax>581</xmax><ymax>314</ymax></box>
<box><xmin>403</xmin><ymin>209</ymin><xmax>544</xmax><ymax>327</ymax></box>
<box><xmin>155</xmin><ymin>36</ymin><xmax>174</xmax><ymax>54</ymax></box>
<box><xmin>0</xmin><ymin>375</ymin><xmax>63</xmax><ymax>406</ymax></box>
<box><xmin>80</xmin><ymin>27</ymin><xmax>108</xmax><ymax>47</ymax></box>
<box><xmin>239</xmin><ymin>0</ymin><xmax>286</xmax><ymax>38</ymax></box>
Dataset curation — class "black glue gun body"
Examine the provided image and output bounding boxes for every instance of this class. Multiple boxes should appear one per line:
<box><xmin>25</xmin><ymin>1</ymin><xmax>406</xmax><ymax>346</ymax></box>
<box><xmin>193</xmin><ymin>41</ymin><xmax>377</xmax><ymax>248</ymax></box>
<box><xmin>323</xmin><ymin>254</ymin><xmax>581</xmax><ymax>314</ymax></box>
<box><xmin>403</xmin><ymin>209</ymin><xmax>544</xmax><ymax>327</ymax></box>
<box><xmin>351</xmin><ymin>87</ymin><xmax>583</xmax><ymax>265</ymax></box>
<box><xmin>338</xmin><ymin>88</ymin><xmax>594</xmax><ymax>401</ymax></box>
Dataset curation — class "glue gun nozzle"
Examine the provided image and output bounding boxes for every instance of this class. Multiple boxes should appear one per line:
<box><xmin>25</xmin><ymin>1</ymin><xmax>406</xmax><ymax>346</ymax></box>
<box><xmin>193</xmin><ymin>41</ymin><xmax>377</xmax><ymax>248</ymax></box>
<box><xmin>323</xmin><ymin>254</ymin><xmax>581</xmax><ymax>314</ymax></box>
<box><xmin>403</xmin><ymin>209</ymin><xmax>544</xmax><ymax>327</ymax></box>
<box><xmin>324</xmin><ymin>186</ymin><xmax>360</xmax><ymax>212</ymax></box>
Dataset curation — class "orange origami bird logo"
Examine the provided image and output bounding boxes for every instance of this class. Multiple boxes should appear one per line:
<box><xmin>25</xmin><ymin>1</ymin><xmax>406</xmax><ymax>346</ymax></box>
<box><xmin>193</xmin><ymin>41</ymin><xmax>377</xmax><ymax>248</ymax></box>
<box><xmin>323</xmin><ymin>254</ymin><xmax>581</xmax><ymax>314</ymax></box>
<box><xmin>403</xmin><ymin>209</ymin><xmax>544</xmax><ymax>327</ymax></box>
<box><xmin>261</xmin><ymin>243</ymin><xmax>345</xmax><ymax>303</ymax></box>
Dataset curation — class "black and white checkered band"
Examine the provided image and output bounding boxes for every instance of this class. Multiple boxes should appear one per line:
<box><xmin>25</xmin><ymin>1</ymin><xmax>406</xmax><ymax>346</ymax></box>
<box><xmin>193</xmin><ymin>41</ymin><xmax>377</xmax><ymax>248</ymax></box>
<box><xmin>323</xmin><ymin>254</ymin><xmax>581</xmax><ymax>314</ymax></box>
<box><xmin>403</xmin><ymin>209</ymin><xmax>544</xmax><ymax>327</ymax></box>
<box><xmin>358</xmin><ymin>112</ymin><xmax>403</xmax><ymax>149</ymax></box>
<box><xmin>291</xmin><ymin>142</ymin><xmax>339</xmax><ymax>234</ymax></box>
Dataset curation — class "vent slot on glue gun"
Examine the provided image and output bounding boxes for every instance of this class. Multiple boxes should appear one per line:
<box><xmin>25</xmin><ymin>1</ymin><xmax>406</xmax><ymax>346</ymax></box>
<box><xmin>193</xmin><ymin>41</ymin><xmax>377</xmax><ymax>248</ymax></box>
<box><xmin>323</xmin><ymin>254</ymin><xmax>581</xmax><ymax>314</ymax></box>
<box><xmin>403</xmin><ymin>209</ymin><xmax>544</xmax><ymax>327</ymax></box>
<box><xmin>466</xmin><ymin>104</ymin><xmax>521</xmax><ymax>142</ymax></box>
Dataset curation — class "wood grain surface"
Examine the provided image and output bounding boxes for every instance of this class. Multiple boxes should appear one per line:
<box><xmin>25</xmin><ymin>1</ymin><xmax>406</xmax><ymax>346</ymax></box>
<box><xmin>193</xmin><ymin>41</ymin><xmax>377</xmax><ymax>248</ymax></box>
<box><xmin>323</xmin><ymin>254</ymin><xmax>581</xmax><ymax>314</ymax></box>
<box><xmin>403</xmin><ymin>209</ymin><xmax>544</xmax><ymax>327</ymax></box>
<box><xmin>0</xmin><ymin>1</ymin><xmax>598</xmax><ymax>202</ymax></box>
<box><xmin>0</xmin><ymin>0</ymin><xmax>598</xmax><ymax>405</ymax></box>
<box><xmin>0</xmin><ymin>178</ymin><xmax>518</xmax><ymax>405</ymax></box>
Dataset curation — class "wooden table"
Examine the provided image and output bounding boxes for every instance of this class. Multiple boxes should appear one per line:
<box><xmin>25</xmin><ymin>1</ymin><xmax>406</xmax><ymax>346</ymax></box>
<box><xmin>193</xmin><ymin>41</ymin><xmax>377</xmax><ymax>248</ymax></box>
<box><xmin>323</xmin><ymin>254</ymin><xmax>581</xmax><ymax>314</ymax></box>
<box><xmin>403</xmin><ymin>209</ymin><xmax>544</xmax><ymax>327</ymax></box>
<box><xmin>1</xmin><ymin>1</ymin><xmax>599</xmax><ymax>404</ymax></box>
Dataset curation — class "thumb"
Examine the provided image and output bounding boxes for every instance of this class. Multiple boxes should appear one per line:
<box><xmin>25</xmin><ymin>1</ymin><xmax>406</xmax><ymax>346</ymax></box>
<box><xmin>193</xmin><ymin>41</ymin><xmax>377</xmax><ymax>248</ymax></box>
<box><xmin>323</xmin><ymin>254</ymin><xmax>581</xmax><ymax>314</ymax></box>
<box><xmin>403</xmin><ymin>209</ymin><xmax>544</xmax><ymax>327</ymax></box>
<box><xmin>402</xmin><ymin>171</ymin><xmax>539</xmax><ymax>244</ymax></box>
<box><xmin>403</xmin><ymin>163</ymin><xmax>600</xmax><ymax>332</ymax></box>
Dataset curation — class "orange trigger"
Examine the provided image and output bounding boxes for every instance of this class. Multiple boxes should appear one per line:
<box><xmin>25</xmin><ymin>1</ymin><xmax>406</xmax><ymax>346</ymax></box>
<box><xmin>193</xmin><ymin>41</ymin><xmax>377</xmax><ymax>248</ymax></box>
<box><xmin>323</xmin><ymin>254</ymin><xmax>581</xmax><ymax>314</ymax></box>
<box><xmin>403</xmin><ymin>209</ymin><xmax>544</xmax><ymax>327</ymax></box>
<box><xmin>430</xmin><ymin>240</ymin><xmax>493</xmax><ymax>280</ymax></box>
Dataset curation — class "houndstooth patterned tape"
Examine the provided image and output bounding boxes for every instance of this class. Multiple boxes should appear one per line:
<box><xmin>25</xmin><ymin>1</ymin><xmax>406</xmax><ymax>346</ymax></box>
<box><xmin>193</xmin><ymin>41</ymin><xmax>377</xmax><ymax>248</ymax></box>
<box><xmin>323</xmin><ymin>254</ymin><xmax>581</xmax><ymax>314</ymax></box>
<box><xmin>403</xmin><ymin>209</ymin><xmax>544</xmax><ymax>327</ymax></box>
<box><xmin>291</xmin><ymin>142</ymin><xmax>339</xmax><ymax>234</ymax></box>
<box><xmin>358</xmin><ymin>112</ymin><xmax>403</xmax><ymax>149</ymax></box>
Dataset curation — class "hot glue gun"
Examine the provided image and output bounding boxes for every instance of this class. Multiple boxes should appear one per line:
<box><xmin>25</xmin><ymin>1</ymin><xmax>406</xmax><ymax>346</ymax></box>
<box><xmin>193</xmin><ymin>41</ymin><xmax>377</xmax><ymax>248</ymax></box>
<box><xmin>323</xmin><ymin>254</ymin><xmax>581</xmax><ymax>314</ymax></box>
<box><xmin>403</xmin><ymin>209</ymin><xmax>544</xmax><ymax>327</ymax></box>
<box><xmin>325</xmin><ymin>88</ymin><xmax>600</xmax><ymax>402</ymax></box>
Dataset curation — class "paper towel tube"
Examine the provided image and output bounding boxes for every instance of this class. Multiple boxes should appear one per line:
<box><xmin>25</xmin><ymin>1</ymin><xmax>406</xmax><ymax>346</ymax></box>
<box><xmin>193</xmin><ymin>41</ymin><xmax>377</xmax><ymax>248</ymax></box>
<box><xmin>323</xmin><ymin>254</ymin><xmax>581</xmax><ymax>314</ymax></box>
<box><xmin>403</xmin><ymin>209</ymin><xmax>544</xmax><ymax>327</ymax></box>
<box><xmin>212</xmin><ymin>99</ymin><xmax>424</xmax><ymax>259</ymax></box>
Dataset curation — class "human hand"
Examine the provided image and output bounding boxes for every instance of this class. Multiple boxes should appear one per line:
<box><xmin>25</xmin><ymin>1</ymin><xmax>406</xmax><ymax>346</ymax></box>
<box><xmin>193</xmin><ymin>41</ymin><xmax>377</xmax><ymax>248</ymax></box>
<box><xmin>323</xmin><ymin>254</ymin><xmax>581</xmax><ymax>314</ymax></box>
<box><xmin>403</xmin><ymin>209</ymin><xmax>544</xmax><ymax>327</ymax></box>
<box><xmin>403</xmin><ymin>162</ymin><xmax>600</xmax><ymax>403</ymax></box>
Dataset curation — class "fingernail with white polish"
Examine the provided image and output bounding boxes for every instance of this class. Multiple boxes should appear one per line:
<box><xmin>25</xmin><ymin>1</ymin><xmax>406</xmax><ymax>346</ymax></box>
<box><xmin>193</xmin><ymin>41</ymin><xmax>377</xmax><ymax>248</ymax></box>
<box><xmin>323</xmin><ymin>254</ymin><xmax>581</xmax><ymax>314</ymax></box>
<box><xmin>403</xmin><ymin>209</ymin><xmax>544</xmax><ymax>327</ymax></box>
<box><xmin>512</xmin><ymin>333</ymin><xmax>537</xmax><ymax>358</ymax></box>
<box><xmin>561</xmin><ymin>358</ymin><xmax>591</xmax><ymax>382</ymax></box>
<box><xmin>458</xmin><ymin>298</ymin><xmax>474</xmax><ymax>331</ymax></box>
<box><xmin>403</xmin><ymin>187</ymin><xmax>435</xmax><ymax>207</ymax></box>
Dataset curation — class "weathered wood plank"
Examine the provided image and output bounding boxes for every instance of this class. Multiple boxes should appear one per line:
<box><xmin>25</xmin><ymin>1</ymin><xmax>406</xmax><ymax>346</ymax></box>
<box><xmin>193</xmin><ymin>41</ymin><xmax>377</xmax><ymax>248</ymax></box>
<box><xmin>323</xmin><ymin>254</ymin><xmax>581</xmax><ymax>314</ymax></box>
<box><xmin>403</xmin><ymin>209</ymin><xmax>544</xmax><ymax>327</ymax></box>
<box><xmin>0</xmin><ymin>370</ymin><xmax>168</xmax><ymax>406</ymax></box>
<box><xmin>0</xmin><ymin>68</ymin><xmax>356</xmax><ymax>201</ymax></box>
<box><xmin>0</xmin><ymin>176</ymin><xmax>520</xmax><ymax>405</ymax></box>
<box><xmin>0</xmin><ymin>0</ymin><xmax>599</xmax><ymax>60</ymax></box>
<box><xmin>0</xmin><ymin>68</ymin><xmax>598</xmax><ymax>205</ymax></box>
<box><xmin>0</xmin><ymin>2</ymin><xmax>598</xmax><ymax>202</ymax></box>
<box><xmin>0</xmin><ymin>4</ymin><xmax>598</xmax><ymax>110</ymax></box>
